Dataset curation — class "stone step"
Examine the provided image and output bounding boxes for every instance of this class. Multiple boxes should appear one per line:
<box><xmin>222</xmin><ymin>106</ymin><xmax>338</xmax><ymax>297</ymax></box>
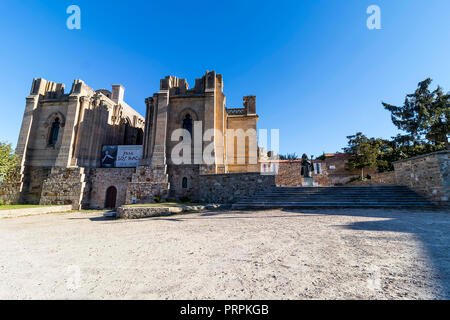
<box><xmin>233</xmin><ymin>185</ymin><xmax>435</xmax><ymax>209</ymax></box>
<box><xmin>246</xmin><ymin>194</ymin><xmax>426</xmax><ymax>199</ymax></box>
<box><xmin>241</xmin><ymin>200</ymin><xmax>429</xmax><ymax>203</ymax></box>
<box><xmin>232</xmin><ymin>203</ymin><xmax>434</xmax><ymax>209</ymax></box>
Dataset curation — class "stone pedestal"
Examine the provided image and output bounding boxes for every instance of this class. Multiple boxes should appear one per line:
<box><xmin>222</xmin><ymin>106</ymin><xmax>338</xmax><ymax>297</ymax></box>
<box><xmin>302</xmin><ymin>177</ymin><xmax>314</xmax><ymax>187</ymax></box>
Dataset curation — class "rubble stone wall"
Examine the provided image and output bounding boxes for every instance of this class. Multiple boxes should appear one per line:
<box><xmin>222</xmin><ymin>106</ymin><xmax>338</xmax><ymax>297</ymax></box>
<box><xmin>346</xmin><ymin>171</ymin><xmax>396</xmax><ymax>186</ymax></box>
<box><xmin>88</xmin><ymin>168</ymin><xmax>135</xmax><ymax>209</ymax></box>
<box><xmin>394</xmin><ymin>150</ymin><xmax>449</xmax><ymax>204</ymax></box>
<box><xmin>199</xmin><ymin>172</ymin><xmax>275</xmax><ymax>203</ymax></box>
<box><xmin>0</xmin><ymin>182</ymin><xmax>21</xmax><ymax>204</ymax></box>
<box><xmin>39</xmin><ymin>167</ymin><xmax>88</xmax><ymax>209</ymax></box>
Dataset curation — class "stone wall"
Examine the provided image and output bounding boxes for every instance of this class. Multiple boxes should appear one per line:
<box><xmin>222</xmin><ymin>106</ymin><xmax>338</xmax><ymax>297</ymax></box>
<box><xmin>125</xmin><ymin>165</ymin><xmax>170</xmax><ymax>204</ymax></box>
<box><xmin>0</xmin><ymin>182</ymin><xmax>21</xmax><ymax>205</ymax></box>
<box><xmin>88</xmin><ymin>168</ymin><xmax>135</xmax><ymax>209</ymax></box>
<box><xmin>198</xmin><ymin>172</ymin><xmax>275</xmax><ymax>203</ymax></box>
<box><xmin>275</xmin><ymin>161</ymin><xmax>302</xmax><ymax>186</ymax></box>
<box><xmin>393</xmin><ymin>150</ymin><xmax>449</xmax><ymax>205</ymax></box>
<box><xmin>39</xmin><ymin>167</ymin><xmax>88</xmax><ymax>209</ymax></box>
<box><xmin>346</xmin><ymin>171</ymin><xmax>396</xmax><ymax>186</ymax></box>
<box><xmin>168</xmin><ymin>164</ymin><xmax>200</xmax><ymax>201</ymax></box>
<box><xmin>263</xmin><ymin>161</ymin><xmax>328</xmax><ymax>186</ymax></box>
<box><xmin>324</xmin><ymin>154</ymin><xmax>378</xmax><ymax>186</ymax></box>
<box><xmin>20</xmin><ymin>166</ymin><xmax>51</xmax><ymax>204</ymax></box>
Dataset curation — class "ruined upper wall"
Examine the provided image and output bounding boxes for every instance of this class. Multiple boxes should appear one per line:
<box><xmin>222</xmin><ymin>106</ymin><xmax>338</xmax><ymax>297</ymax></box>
<box><xmin>226</xmin><ymin>95</ymin><xmax>257</xmax><ymax>117</ymax></box>
<box><xmin>28</xmin><ymin>78</ymin><xmax>144</xmax><ymax>126</ymax></box>
<box><xmin>159</xmin><ymin>71</ymin><xmax>223</xmax><ymax>96</ymax></box>
<box><xmin>17</xmin><ymin>78</ymin><xmax>145</xmax><ymax>169</ymax></box>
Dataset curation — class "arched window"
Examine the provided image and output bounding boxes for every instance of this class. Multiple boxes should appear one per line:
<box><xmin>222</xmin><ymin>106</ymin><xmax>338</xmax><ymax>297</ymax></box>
<box><xmin>48</xmin><ymin>118</ymin><xmax>60</xmax><ymax>146</ymax></box>
<box><xmin>182</xmin><ymin>114</ymin><xmax>193</xmax><ymax>137</ymax></box>
<box><xmin>136</xmin><ymin>129</ymin><xmax>143</xmax><ymax>145</ymax></box>
<box><xmin>182</xmin><ymin>177</ymin><xmax>188</xmax><ymax>189</ymax></box>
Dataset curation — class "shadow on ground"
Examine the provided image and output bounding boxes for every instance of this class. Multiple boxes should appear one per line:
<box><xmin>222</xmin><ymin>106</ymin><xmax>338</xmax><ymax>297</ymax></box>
<box><xmin>279</xmin><ymin>207</ymin><xmax>450</xmax><ymax>299</ymax></box>
<box><xmin>75</xmin><ymin>206</ymin><xmax>450</xmax><ymax>298</ymax></box>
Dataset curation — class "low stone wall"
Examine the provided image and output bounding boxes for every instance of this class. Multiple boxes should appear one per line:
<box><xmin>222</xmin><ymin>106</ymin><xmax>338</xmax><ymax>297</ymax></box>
<box><xmin>117</xmin><ymin>206</ymin><xmax>173</xmax><ymax>219</ymax></box>
<box><xmin>116</xmin><ymin>204</ymin><xmax>225</xmax><ymax>219</ymax></box>
<box><xmin>199</xmin><ymin>172</ymin><xmax>275</xmax><ymax>203</ymax></box>
<box><xmin>393</xmin><ymin>150</ymin><xmax>449</xmax><ymax>205</ymax></box>
<box><xmin>0</xmin><ymin>182</ymin><xmax>21</xmax><ymax>205</ymax></box>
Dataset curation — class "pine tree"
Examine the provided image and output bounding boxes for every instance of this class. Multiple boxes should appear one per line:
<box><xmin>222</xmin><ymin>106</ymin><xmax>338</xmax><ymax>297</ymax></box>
<box><xmin>382</xmin><ymin>78</ymin><xmax>449</xmax><ymax>149</ymax></box>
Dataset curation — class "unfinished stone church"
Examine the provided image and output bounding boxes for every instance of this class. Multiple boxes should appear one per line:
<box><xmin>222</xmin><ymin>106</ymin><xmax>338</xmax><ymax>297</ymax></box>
<box><xmin>8</xmin><ymin>71</ymin><xmax>266</xmax><ymax>209</ymax></box>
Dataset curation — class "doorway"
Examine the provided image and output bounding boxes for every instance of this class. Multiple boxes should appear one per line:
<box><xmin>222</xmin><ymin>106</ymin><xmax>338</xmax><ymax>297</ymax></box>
<box><xmin>105</xmin><ymin>186</ymin><xmax>117</xmax><ymax>209</ymax></box>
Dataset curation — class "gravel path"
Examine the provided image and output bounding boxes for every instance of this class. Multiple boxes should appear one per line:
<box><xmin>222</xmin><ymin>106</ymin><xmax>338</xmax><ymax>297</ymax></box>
<box><xmin>0</xmin><ymin>208</ymin><xmax>449</xmax><ymax>299</ymax></box>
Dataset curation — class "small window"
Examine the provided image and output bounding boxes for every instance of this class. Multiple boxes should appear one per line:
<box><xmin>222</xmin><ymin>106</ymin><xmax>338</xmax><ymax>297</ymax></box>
<box><xmin>182</xmin><ymin>177</ymin><xmax>188</xmax><ymax>188</ymax></box>
<box><xmin>329</xmin><ymin>165</ymin><xmax>336</xmax><ymax>170</ymax></box>
<box><xmin>48</xmin><ymin>118</ymin><xmax>60</xmax><ymax>146</ymax></box>
<box><xmin>182</xmin><ymin>114</ymin><xmax>193</xmax><ymax>137</ymax></box>
<box><xmin>315</xmin><ymin>163</ymin><xmax>322</xmax><ymax>174</ymax></box>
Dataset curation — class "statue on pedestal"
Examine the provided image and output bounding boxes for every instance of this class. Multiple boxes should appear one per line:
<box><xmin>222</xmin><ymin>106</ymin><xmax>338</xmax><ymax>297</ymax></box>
<box><xmin>301</xmin><ymin>154</ymin><xmax>314</xmax><ymax>178</ymax></box>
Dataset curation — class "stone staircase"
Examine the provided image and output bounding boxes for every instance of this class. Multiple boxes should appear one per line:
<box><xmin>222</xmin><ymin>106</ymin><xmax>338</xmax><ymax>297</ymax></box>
<box><xmin>232</xmin><ymin>186</ymin><xmax>436</xmax><ymax>209</ymax></box>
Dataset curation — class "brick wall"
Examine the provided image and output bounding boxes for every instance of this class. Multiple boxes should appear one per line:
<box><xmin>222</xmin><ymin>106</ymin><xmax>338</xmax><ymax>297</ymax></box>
<box><xmin>261</xmin><ymin>160</ymin><xmax>328</xmax><ymax>186</ymax></box>
<box><xmin>393</xmin><ymin>150</ymin><xmax>449</xmax><ymax>204</ymax></box>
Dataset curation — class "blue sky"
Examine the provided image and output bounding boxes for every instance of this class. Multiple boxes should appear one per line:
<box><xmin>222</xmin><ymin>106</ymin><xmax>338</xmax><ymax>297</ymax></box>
<box><xmin>1</xmin><ymin>0</ymin><xmax>449</xmax><ymax>157</ymax></box>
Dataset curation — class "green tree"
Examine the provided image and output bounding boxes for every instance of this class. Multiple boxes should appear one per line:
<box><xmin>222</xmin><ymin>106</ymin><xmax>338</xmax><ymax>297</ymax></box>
<box><xmin>0</xmin><ymin>142</ymin><xmax>18</xmax><ymax>182</ymax></box>
<box><xmin>279</xmin><ymin>153</ymin><xmax>299</xmax><ymax>160</ymax></box>
<box><xmin>376</xmin><ymin>134</ymin><xmax>445</xmax><ymax>172</ymax></box>
<box><xmin>382</xmin><ymin>78</ymin><xmax>449</xmax><ymax>149</ymax></box>
<box><xmin>343</xmin><ymin>132</ymin><xmax>384</xmax><ymax>178</ymax></box>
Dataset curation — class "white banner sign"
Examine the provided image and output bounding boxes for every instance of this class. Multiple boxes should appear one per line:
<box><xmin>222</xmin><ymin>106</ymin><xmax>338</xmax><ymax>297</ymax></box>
<box><xmin>101</xmin><ymin>145</ymin><xmax>142</xmax><ymax>168</ymax></box>
<box><xmin>115</xmin><ymin>145</ymin><xmax>143</xmax><ymax>167</ymax></box>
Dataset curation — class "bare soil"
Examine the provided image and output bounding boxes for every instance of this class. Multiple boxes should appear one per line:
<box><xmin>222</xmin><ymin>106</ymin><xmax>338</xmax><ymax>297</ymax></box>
<box><xmin>0</xmin><ymin>208</ymin><xmax>449</xmax><ymax>299</ymax></box>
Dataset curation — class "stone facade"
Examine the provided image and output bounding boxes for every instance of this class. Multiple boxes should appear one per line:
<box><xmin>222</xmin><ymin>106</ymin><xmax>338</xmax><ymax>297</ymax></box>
<box><xmin>198</xmin><ymin>172</ymin><xmax>275</xmax><ymax>203</ymax></box>
<box><xmin>6</xmin><ymin>78</ymin><xmax>144</xmax><ymax>209</ymax></box>
<box><xmin>4</xmin><ymin>71</ymin><xmax>268</xmax><ymax>208</ymax></box>
<box><xmin>393</xmin><ymin>150</ymin><xmax>449</xmax><ymax>205</ymax></box>
<box><xmin>88</xmin><ymin>168</ymin><xmax>135</xmax><ymax>209</ymax></box>
<box><xmin>167</xmin><ymin>164</ymin><xmax>200</xmax><ymax>201</ymax></box>
<box><xmin>127</xmin><ymin>71</ymin><xmax>260</xmax><ymax>204</ymax></box>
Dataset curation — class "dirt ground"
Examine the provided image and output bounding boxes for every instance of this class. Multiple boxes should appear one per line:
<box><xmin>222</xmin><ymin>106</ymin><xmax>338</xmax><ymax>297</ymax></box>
<box><xmin>0</xmin><ymin>208</ymin><xmax>449</xmax><ymax>299</ymax></box>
